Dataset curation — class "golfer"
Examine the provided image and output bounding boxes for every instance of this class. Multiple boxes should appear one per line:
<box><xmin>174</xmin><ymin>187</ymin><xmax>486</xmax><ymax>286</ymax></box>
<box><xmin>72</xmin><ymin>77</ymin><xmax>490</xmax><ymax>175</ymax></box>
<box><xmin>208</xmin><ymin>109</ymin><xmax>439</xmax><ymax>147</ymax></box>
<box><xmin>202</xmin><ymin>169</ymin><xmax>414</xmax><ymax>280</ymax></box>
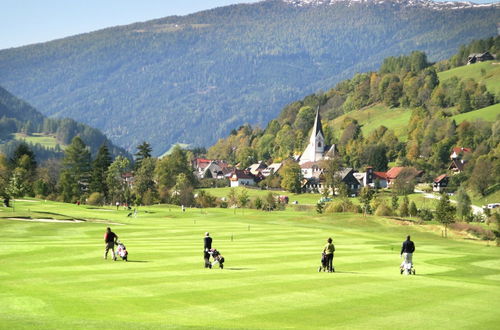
<box><xmin>323</xmin><ymin>237</ymin><xmax>335</xmax><ymax>272</ymax></box>
<box><xmin>104</xmin><ymin>227</ymin><xmax>118</xmax><ymax>260</ymax></box>
<box><xmin>400</xmin><ymin>235</ymin><xmax>415</xmax><ymax>273</ymax></box>
<box><xmin>204</xmin><ymin>232</ymin><xmax>212</xmax><ymax>268</ymax></box>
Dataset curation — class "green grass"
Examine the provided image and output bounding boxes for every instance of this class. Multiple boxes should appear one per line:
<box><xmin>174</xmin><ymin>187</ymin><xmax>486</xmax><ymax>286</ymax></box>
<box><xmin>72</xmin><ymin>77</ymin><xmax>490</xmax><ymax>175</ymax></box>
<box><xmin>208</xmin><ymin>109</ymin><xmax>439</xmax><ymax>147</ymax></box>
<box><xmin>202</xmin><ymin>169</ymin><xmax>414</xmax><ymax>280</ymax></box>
<box><xmin>13</xmin><ymin>133</ymin><xmax>62</xmax><ymax>150</ymax></box>
<box><xmin>452</xmin><ymin>103</ymin><xmax>500</xmax><ymax>124</ymax></box>
<box><xmin>438</xmin><ymin>61</ymin><xmax>500</xmax><ymax>94</ymax></box>
<box><xmin>199</xmin><ymin>187</ymin><xmax>323</xmax><ymax>205</ymax></box>
<box><xmin>0</xmin><ymin>199</ymin><xmax>499</xmax><ymax>329</ymax></box>
<box><xmin>331</xmin><ymin>104</ymin><xmax>411</xmax><ymax>141</ymax></box>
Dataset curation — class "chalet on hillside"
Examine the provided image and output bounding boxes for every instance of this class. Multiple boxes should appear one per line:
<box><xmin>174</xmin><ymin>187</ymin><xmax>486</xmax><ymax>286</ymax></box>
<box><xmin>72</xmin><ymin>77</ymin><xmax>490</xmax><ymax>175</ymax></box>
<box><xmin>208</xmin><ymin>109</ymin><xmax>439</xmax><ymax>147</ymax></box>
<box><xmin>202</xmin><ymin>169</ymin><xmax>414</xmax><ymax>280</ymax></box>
<box><xmin>433</xmin><ymin>174</ymin><xmax>449</xmax><ymax>192</ymax></box>
<box><xmin>449</xmin><ymin>147</ymin><xmax>472</xmax><ymax>174</ymax></box>
<box><xmin>450</xmin><ymin>147</ymin><xmax>472</xmax><ymax>160</ymax></box>
<box><xmin>386</xmin><ymin>167</ymin><xmax>423</xmax><ymax>187</ymax></box>
<box><xmin>467</xmin><ymin>52</ymin><xmax>494</xmax><ymax>65</ymax></box>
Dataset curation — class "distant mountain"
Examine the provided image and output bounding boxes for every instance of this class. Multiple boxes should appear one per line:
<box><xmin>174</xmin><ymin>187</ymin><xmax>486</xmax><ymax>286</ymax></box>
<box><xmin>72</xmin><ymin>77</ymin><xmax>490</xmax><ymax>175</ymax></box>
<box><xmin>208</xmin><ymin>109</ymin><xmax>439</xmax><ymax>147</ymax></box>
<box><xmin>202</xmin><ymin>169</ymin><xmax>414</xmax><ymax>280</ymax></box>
<box><xmin>0</xmin><ymin>0</ymin><xmax>498</xmax><ymax>155</ymax></box>
<box><xmin>0</xmin><ymin>86</ymin><xmax>131</xmax><ymax>161</ymax></box>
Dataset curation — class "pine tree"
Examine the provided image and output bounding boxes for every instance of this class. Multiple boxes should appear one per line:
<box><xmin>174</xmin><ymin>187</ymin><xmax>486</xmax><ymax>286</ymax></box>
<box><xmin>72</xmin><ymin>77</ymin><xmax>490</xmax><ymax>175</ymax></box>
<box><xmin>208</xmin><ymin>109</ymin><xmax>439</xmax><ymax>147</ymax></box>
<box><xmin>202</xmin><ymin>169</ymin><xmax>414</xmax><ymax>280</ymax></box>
<box><xmin>134</xmin><ymin>141</ymin><xmax>152</xmax><ymax>170</ymax></box>
<box><xmin>456</xmin><ymin>188</ymin><xmax>472</xmax><ymax>221</ymax></box>
<box><xmin>90</xmin><ymin>144</ymin><xmax>112</xmax><ymax>197</ymax></box>
<box><xmin>435</xmin><ymin>194</ymin><xmax>456</xmax><ymax>238</ymax></box>
<box><xmin>59</xmin><ymin>136</ymin><xmax>91</xmax><ymax>202</ymax></box>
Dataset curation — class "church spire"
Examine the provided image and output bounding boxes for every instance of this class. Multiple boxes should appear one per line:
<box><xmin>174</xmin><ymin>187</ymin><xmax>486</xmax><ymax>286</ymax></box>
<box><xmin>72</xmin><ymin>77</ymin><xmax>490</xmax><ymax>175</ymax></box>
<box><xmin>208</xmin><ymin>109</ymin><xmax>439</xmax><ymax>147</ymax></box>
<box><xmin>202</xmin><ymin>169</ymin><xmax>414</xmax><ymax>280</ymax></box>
<box><xmin>312</xmin><ymin>106</ymin><xmax>323</xmax><ymax>139</ymax></box>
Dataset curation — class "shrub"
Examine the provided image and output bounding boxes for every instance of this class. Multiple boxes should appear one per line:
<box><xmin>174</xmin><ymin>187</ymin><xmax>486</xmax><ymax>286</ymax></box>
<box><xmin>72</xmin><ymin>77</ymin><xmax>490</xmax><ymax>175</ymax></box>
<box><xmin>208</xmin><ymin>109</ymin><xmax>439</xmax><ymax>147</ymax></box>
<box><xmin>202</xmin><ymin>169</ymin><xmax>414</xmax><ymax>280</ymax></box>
<box><xmin>87</xmin><ymin>192</ymin><xmax>104</xmax><ymax>206</ymax></box>
<box><xmin>418</xmin><ymin>208</ymin><xmax>434</xmax><ymax>221</ymax></box>
<box><xmin>450</xmin><ymin>223</ymin><xmax>495</xmax><ymax>240</ymax></box>
<box><xmin>324</xmin><ymin>199</ymin><xmax>359</xmax><ymax>213</ymax></box>
<box><xmin>375</xmin><ymin>202</ymin><xmax>393</xmax><ymax>216</ymax></box>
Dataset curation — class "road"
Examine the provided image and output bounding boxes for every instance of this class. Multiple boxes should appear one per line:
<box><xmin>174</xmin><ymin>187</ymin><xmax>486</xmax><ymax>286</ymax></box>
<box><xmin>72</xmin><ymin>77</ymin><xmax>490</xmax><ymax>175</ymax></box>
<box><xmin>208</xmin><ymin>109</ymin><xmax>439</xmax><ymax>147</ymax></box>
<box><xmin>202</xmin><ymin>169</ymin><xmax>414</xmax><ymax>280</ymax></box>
<box><xmin>414</xmin><ymin>190</ymin><xmax>484</xmax><ymax>215</ymax></box>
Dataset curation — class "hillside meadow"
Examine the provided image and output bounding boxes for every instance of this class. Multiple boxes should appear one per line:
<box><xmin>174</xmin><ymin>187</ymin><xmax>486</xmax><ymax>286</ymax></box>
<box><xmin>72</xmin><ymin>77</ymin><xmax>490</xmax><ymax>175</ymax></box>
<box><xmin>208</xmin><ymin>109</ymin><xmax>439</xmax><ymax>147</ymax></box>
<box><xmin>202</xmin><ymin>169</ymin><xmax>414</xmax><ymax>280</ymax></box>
<box><xmin>0</xmin><ymin>199</ymin><xmax>499</xmax><ymax>329</ymax></box>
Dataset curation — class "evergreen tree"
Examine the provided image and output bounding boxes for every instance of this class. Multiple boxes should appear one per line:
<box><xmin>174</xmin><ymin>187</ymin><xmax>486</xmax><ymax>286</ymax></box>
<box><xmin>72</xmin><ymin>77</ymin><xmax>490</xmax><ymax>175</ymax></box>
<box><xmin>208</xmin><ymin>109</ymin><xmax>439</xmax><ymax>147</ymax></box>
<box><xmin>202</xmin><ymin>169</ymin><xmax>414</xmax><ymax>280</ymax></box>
<box><xmin>456</xmin><ymin>188</ymin><xmax>472</xmax><ymax>221</ymax></box>
<box><xmin>359</xmin><ymin>186</ymin><xmax>375</xmax><ymax>216</ymax></box>
<box><xmin>399</xmin><ymin>196</ymin><xmax>409</xmax><ymax>217</ymax></box>
<box><xmin>59</xmin><ymin>136</ymin><xmax>91</xmax><ymax>202</ymax></box>
<box><xmin>134</xmin><ymin>141</ymin><xmax>152</xmax><ymax>170</ymax></box>
<box><xmin>155</xmin><ymin>145</ymin><xmax>195</xmax><ymax>190</ymax></box>
<box><xmin>90</xmin><ymin>144</ymin><xmax>112</xmax><ymax>197</ymax></box>
<box><xmin>435</xmin><ymin>194</ymin><xmax>456</xmax><ymax>238</ymax></box>
<box><xmin>133</xmin><ymin>157</ymin><xmax>157</xmax><ymax>204</ymax></box>
<box><xmin>409</xmin><ymin>201</ymin><xmax>418</xmax><ymax>218</ymax></box>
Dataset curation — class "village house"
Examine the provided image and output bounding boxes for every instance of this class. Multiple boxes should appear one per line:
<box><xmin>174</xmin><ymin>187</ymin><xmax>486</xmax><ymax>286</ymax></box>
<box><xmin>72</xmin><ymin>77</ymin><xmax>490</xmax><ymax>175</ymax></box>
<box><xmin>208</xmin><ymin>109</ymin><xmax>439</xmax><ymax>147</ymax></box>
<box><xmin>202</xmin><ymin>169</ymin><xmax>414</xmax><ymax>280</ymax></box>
<box><xmin>385</xmin><ymin>167</ymin><xmax>423</xmax><ymax>187</ymax></box>
<box><xmin>229</xmin><ymin>169</ymin><xmax>262</xmax><ymax>187</ymax></box>
<box><xmin>261</xmin><ymin>163</ymin><xmax>283</xmax><ymax>177</ymax></box>
<box><xmin>372</xmin><ymin>171</ymin><xmax>388</xmax><ymax>188</ymax></box>
<box><xmin>247</xmin><ymin>161</ymin><xmax>267</xmax><ymax>175</ymax></box>
<box><xmin>302</xmin><ymin>167</ymin><xmax>361</xmax><ymax>194</ymax></box>
<box><xmin>193</xmin><ymin>158</ymin><xmax>230</xmax><ymax>179</ymax></box>
<box><xmin>353</xmin><ymin>166</ymin><xmax>374</xmax><ymax>187</ymax></box>
<box><xmin>448</xmin><ymin>147</ymin><xmax>472</xmax><ymax>174</ymax></box>
<box><xmin>433</xmin><ymin>174</ymin><xmax>449</xmax><ymax>192</ymax></box>
<box><xmin>467</xmin><ymin>52</ymin><xmax>494</xmax><ymax>65</ymax></box>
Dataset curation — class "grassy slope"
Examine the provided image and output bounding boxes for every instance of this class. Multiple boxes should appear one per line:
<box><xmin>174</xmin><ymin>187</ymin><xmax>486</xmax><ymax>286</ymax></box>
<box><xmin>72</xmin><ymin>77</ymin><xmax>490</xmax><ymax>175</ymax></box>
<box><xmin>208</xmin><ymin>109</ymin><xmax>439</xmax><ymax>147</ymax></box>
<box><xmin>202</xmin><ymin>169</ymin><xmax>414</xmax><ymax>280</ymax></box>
<box><xmin>199</xmin><ymin>187</ymin><xmax>323</xmax><ymax>205</ymax></box>
<box><xmin>451</xmin><ymin>103</ymin><xmax>500</xmax><ymax>124</ymax></box>
<box><xmin>328</xmin><ymin>61</ymin><xmax>500</xmax><ymax>140</ymax></box>
<box><xmin>13</xmin><ymin>133</ymin><xmax>62</xmax><ymax>150</ymax></box>
<box><xmin>330</xmin><ymin>104</ymin><xmax>411</xmax><ymax>141</ymax></box>
<box><xmin>0</xmin><ymin>200</ymin><xmax>499</xmax><ymax>329</ymax></box>
<box><xmin>438</xmin><ymin>61</ymin><xmax>500</xmax><ymax>94</ymax></box>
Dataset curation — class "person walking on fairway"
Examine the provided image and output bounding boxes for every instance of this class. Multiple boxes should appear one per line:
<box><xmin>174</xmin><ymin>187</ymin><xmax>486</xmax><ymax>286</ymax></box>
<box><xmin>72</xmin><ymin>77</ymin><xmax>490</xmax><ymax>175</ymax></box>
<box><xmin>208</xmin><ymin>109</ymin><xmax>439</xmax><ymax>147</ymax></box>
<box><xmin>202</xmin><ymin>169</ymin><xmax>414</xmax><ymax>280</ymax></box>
<box><xmin>104</xmin><ymin>227</ymin><xmax>118</xmax><ymax>260</ymax></box>
<box><xmin>204</xmin><ymin>232</ymin><xmax>213</xmax><ymax>268</ymax></box>
<box><xmin>400</xmin><ymin>235</ymin><xmax>415</xmax><ymax>274</ymax></box>
<box><xmin>322</xmin><ymin>237</ymin><xmax>335</xmax><ymax>272</ymax></box>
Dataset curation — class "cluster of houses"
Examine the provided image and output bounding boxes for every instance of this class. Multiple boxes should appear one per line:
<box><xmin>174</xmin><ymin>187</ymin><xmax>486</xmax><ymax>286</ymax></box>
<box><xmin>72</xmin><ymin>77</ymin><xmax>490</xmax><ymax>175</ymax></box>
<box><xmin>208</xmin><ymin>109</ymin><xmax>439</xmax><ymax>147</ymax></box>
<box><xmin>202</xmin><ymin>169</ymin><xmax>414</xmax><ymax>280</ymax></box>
<box><xmin>432</xmin><ymin>147</ymin><xmax>473</xmax><ymax>192</ymax></box>
<box><xmin>191</xmin><ymin>109</ymin><xmax>436</xmax><ymax>194</ymax></box>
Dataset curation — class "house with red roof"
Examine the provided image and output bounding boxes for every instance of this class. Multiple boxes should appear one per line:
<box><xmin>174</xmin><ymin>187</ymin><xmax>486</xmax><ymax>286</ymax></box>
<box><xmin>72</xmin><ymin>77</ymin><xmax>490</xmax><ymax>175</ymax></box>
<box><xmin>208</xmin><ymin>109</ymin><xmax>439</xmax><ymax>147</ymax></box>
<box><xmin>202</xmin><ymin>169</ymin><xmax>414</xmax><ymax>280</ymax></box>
<box><xmin>385</xmin><ymin>167</ymin><xmax>423</xmax><ymax>187</ymax></box>
<box><xmin>433</xmin><ymin>174</ymin><xmax>449</xmax><ymax>192</ymax></box>
<box><xmin>449</xmin><ymin>147</ymin><xmax>472</xmax><ymax>174</ymax></box>
<box><xmin>229</xmin><ymin>169</ymin><xmax>260</xmax><ymax>187</ymax></box>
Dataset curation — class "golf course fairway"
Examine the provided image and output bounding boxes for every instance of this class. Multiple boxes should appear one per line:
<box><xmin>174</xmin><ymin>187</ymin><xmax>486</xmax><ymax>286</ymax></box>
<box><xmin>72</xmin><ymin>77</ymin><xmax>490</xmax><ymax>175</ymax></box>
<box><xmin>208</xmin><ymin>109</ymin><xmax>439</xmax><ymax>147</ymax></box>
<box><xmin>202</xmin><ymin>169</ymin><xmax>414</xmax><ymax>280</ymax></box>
<box><xmin>0</xmin><ymin>199</ymin><xmax>499</xmax><ymax>329</ymax></box>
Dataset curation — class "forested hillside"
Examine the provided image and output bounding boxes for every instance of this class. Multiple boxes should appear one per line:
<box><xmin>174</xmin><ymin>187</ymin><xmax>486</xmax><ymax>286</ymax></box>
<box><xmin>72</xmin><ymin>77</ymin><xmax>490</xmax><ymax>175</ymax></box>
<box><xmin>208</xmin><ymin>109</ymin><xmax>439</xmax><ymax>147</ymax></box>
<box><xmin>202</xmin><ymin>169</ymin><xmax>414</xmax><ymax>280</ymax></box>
<box><xmin>207</xmin><ymin>36</ymin><xmax>500</xmax><ymax>197</ymax></box>
<box><xmin>0</xmin><ymin>86</ymin><xmax>130</xmax><ymax>161</ymax></box>
<box><xmin>0</xmin><ymin>0</ymin><xmax>498</xmax><ymax>154</ymax></box>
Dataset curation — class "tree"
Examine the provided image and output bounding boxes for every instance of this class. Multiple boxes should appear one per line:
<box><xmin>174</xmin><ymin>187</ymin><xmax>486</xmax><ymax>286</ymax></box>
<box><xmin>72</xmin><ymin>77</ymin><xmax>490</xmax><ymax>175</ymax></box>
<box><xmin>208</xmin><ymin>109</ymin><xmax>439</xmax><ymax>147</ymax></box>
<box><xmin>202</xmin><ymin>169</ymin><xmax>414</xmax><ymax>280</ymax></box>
<box><xmin>435</xmin><ymin>194</ymin><xmax>456</xmax><ymax>238</ymax></box>
<box><xmin>359</xmin><ymin>186</ymin><xmax>375</xmax><ymax>216</ymax></box>
<box><xmin>106</xmin><ymin>156</ymin><xmax>130</xmax><ymax>203</ymax></box>
<box><xmin>321</xmin><ymin>157</ymin><xmax>343</xmax><ymax>195</ymax></box>
<box><xmin>316</xmin><ymin>201</ymin><xmax>325</xmax><ymax>214</ymax></box>
<box><xmin>227</xmin><ymin>188</ymin><xmax>238</xmax><ymax>209</ymax></box>
<box><xmin>236</xmin><ymin>147</ymin><xmax>258</xmax><ymax>170</ymax></box>
<box><xmin>134</xmin><ymin>141</ymin><xmax>152</xmax><ymax>170</ymax></box>
<box><xmin>133</xmin><ymin>157</ymin><xmax>157</xmax><ymax>204</ymax></box>
<box><xmin>280</xmin><ymin>160</ymin><xmax>302</xmax><ymax>193</ymax></box>
<box><xmin>155</xmin><ymin>145</ymin><xmax>195</xmax><ymax>190</ymax></box>
<box><xmin>468</xmin><ymin>156</ymin><xmax>492</xmax><ymax>196</ymax></box>
<box><xmin>238</xmin><ymin>188</ymin><xmax>250</xmax><ymax>212</ymax></box>
<box><xmin>455</xmin><ymin>188</ymin><xmax>471</xmax><ymax>221</ymax></box>
<box><xmin>90</xmin><ymin>144</ymin><xmax>112</xmax><ymax>197</ymax></box>
<box><xmin>393</xmin><ymin>168</ymin><xmax>418</xmax><ymax>195</ymax></box>
<box><xmin>59</xmin><ymin>136</ymin><xmax>91</xmax><ymax>202</ymax></box>
<box><xmin>399</xmin><ymin>196</ymin><xmax>409</xmax><ymax>217</ymax></box>
<box><xmin>172</xmin><ymin>173</ymin><xmax>194</xmax><ymax>207</ymax></box>
<box><xmin>409</xmin><ymin>201</ymin><xmax>418</xmax><ymax>218</ymax></box>
<box><xmin>391</xmin><ymin>194</ymin><xmax>399</xmax><ymax>211</ymax></box>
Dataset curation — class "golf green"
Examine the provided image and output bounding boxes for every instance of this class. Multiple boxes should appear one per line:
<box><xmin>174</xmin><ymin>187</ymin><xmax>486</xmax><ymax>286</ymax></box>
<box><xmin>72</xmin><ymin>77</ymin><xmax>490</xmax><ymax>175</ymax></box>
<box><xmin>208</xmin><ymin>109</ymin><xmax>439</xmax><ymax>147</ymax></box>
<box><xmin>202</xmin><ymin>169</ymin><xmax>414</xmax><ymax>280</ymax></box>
<box><xmin>0</xmin><ymin>200</ymin><xmax>499</xmax><ymax>329</ymax></box>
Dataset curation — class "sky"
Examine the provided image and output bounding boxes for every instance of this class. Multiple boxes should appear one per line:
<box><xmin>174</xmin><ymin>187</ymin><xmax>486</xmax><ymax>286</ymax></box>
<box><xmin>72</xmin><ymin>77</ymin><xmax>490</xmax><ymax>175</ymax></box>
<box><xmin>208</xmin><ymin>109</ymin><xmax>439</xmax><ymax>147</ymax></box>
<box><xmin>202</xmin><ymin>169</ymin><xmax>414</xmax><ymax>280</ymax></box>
<box><xmin>0</xmin><ymin>1</ymin><xmax>260</xmax><ymax>50</ymax></box>
<box><xmin>1</xmin><ymin>0</ymin><xmax>496</xmax><ymax>50</ymax></box>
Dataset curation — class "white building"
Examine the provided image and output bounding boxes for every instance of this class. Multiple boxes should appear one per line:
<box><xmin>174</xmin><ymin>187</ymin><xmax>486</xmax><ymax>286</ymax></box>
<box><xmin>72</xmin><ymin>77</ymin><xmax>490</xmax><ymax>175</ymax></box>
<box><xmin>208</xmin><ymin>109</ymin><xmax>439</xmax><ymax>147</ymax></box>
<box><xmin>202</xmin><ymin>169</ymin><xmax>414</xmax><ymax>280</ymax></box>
<box><xmin>298</xmin><ymin>107</ymin><xmax>336</xmax><ymax>165</ymax></box>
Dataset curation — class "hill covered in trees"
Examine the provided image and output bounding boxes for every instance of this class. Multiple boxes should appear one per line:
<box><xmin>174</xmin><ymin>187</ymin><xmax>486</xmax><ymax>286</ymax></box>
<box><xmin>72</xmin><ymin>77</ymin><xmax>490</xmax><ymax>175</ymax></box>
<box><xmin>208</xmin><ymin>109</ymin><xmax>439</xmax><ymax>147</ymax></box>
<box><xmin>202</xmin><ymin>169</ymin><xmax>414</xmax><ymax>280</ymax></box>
<box><xmin>0</xmin><ymin>0</ymin><xmax>498</xmax><ymax>154</ymax></box>
<box><xmin>0</xmin><ymin>86</ymin><xmax>131</xmax><ymax>161</ymax></box>
<box><xmin>207</xmin><ymin>36</ymin><xmax>500</xmax><ymax>198</ymax></box>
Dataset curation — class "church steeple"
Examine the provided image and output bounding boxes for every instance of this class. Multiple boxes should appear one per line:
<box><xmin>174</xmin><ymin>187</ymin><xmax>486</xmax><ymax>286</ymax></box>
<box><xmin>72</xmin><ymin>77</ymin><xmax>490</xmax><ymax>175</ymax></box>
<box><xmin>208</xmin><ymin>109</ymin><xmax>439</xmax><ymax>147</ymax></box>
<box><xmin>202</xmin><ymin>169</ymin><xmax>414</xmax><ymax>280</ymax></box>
<box><xmin>299</xmin><ymin>107</ymin><xmax>326</xmax><ymax>164</ymax></box>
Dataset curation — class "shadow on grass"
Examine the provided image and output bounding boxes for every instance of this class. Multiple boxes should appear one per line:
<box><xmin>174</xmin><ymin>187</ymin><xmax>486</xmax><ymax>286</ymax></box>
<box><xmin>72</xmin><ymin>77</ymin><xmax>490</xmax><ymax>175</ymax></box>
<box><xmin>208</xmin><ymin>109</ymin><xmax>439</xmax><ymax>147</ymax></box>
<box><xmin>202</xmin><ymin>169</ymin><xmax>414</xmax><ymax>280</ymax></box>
<box><xmin>126</xmin><ymin>260</ymin><xmax>150</xmax><ymax>263</ymax></box>
<box><xmin>225</xmin><ymin>267</ymin><xmax>253</xmax><ymax>271</ymax></box>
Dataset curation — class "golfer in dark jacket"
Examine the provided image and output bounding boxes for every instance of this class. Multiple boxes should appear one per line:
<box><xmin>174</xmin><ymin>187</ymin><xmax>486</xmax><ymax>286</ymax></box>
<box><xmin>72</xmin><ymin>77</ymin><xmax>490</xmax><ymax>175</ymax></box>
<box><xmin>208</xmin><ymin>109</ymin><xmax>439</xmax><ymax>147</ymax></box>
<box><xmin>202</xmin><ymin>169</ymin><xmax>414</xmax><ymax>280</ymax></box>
<box><xmin>400</xmin><ymin>235</ymin><xmax>415</xmax><ymax>272</ymax></box>
<box><xmin>204</xmin><ymin>232</ymin><xmax>212</xmax><ymax>268</ymax></box>
<box><xmin>104</xmin><ymin>227</ymin><xmax>118</xmax><ymax>260</ymax></box>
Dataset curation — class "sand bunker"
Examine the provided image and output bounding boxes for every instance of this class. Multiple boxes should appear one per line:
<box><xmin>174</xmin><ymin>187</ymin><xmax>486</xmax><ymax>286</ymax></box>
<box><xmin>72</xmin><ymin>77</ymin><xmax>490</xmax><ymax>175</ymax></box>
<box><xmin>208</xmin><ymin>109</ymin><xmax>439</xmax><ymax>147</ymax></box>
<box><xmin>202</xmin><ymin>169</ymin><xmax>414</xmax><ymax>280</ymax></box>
<box><xmin>6</xmin><ymin>218</ymin><xmax>84</xmax><ymax>223</ymax></box>
<box><xmin>3</xmin><ymin>218</ymin><xmax>124</xmax><ymax>225</ymax></box>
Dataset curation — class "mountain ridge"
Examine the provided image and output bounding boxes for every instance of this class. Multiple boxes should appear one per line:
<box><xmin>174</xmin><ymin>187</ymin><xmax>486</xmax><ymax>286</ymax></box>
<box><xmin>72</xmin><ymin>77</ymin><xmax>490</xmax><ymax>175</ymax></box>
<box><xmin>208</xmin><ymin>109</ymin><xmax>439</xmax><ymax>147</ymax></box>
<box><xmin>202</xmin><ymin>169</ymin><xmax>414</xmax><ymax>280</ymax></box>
<box><xmin>0</xmin><ymin>0</ymin><xmax>498</xmax><ymax>155</ymax></box>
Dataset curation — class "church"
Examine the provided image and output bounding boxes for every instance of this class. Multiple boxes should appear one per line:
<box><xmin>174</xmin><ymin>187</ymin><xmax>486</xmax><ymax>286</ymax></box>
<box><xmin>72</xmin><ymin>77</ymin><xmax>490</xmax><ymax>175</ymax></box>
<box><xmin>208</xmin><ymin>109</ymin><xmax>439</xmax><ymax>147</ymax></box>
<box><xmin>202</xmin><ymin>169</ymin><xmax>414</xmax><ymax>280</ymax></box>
<box><xmin>298</xmin><ymin>107</ymin><xmax>336</xmax><ymax>165</ymax></box>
